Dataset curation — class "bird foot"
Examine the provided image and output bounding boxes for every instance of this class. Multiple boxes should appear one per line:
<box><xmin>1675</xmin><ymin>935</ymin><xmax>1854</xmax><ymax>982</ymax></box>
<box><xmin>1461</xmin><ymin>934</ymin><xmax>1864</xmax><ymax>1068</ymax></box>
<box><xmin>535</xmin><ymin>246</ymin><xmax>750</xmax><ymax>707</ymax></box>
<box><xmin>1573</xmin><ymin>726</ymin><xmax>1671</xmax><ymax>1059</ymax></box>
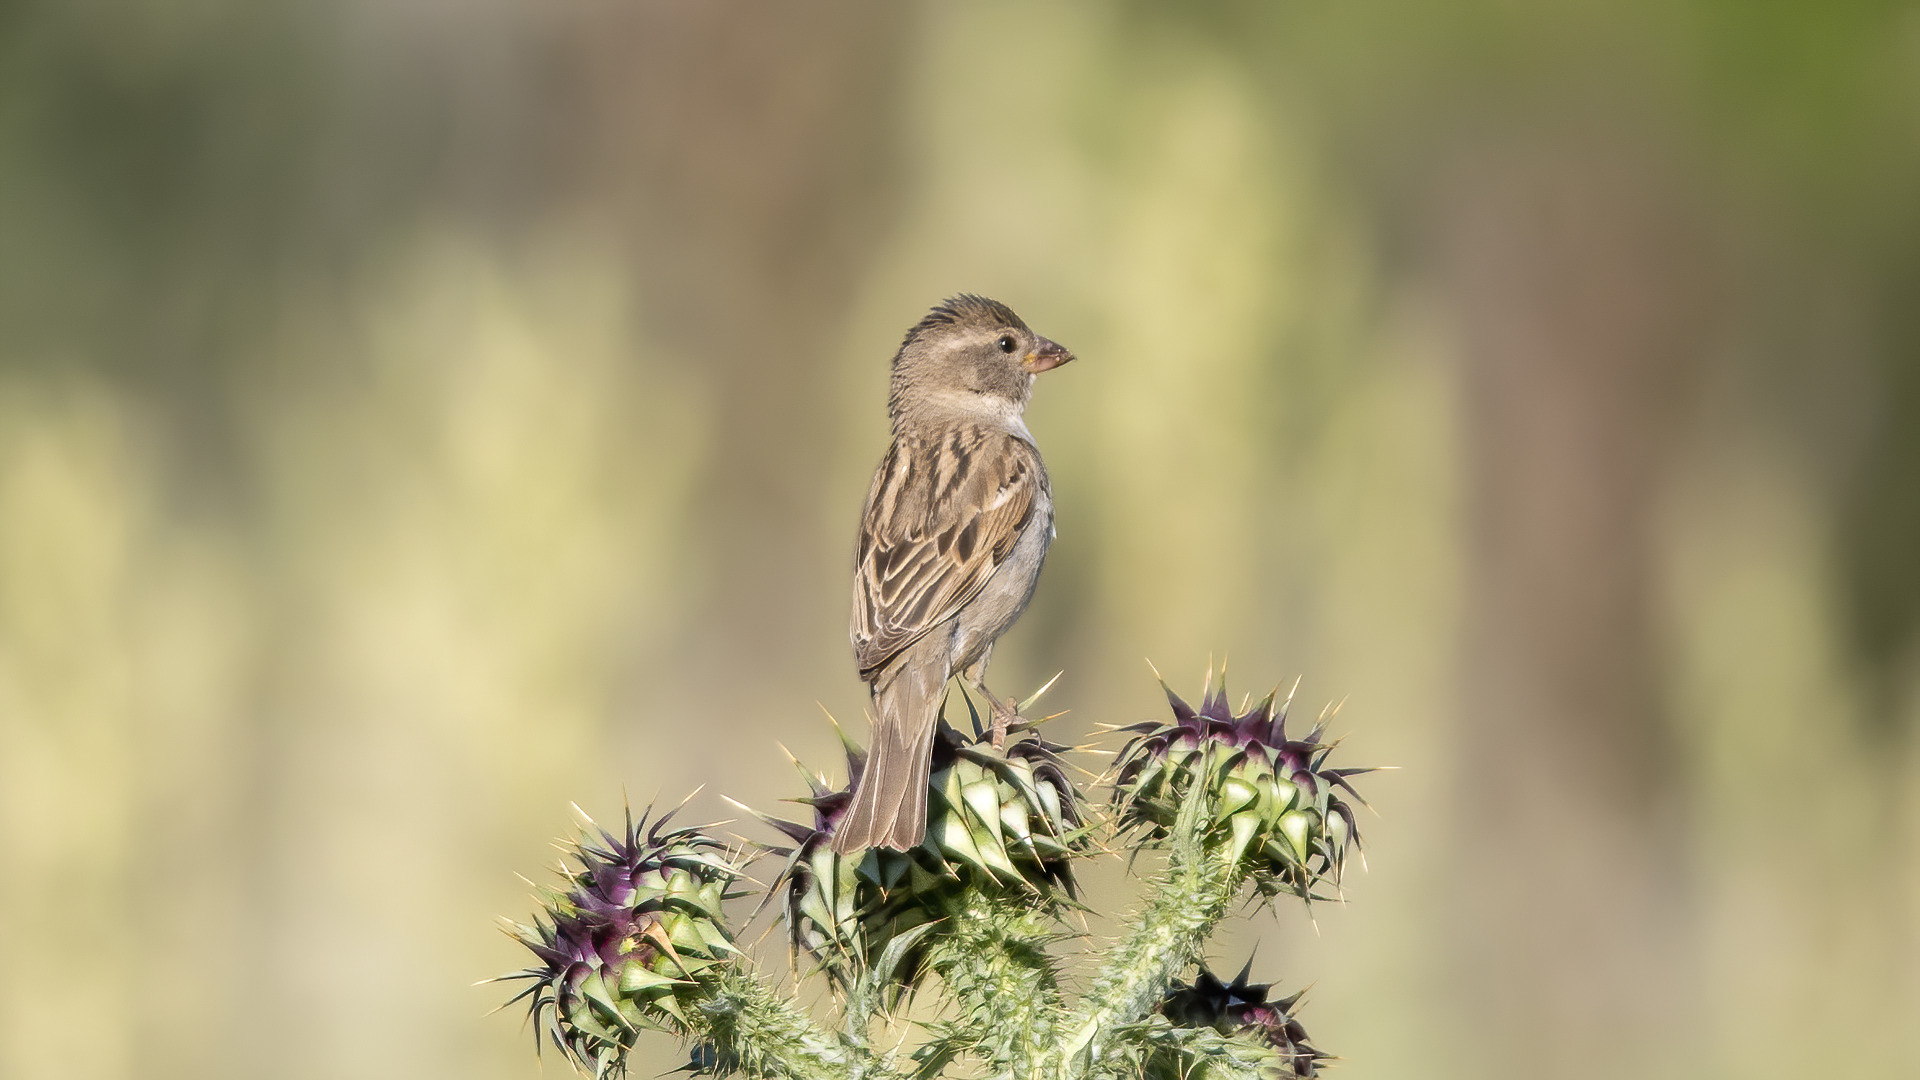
<box><xmin>988</xmin><ymin>695</ymin><xmax>1020</xmax><ymax>749</ymax></box>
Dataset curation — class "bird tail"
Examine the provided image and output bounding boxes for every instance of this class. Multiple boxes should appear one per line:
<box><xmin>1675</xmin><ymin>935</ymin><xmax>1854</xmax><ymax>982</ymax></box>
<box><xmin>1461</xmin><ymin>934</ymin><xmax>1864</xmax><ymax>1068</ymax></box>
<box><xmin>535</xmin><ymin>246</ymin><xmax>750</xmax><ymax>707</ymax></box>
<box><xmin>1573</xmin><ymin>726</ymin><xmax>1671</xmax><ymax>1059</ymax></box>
<box><xmin>833</xmin><ymin>650</ymin><xmax>946</xmax><ymax>854</ymax></box>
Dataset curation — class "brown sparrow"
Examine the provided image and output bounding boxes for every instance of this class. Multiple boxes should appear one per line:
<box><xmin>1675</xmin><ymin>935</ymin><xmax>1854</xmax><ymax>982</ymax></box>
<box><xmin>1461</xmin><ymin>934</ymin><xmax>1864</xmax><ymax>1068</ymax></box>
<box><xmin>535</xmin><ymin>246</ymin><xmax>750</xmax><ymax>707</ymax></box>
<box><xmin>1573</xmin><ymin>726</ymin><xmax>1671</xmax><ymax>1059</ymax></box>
<box><xmin>833</xmin><ymin>295</ymin><xmax>1075</xmax><ymax>853</ymax></box>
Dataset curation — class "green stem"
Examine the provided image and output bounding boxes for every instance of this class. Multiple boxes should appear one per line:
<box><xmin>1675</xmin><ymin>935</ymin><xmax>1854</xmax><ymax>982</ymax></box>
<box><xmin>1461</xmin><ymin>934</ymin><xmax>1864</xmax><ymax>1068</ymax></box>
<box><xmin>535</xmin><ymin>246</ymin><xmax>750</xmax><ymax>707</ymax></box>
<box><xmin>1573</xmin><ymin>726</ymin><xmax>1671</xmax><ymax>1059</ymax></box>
<box><xmin>692</xmin><ymin>967</ymin><xmax>858</xmax><ymax>1080</ymax></box>
<box><xmin>842</xmin><ymin>969</ymin><xmax>877</xmax><ymax>1057</ymax></box>
<box><xmin>1054</xmin><ymin>780</ymin><xmax>1247</xmax><ymax>1079</ymax></box>
<box><xmin>925</xmin><ymin>894</ymin><xmax>1065</xmax><ymax>1080</ymax></box>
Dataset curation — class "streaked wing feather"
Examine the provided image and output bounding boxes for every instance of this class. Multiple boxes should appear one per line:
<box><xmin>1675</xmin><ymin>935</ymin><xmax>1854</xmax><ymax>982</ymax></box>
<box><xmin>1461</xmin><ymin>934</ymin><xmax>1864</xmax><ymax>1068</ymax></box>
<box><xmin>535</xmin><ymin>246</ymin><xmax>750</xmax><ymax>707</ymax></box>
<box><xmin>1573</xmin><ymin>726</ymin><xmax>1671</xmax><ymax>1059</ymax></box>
<box><xmin>852</xmin><ymin>429</ymin><xmax>1039</xmax><ymax>677</ymax></box>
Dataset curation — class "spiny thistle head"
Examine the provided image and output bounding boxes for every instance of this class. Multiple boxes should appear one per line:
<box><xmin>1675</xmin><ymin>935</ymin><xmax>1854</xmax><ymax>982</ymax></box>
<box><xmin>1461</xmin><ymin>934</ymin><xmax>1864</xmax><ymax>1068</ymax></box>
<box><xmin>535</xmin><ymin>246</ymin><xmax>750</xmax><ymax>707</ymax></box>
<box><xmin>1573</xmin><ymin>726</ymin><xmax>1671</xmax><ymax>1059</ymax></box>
<box><xmin>1160</xmin><ymin>964</ymin><xmax>1328</xmax><ymax>1078</ymax></box>
<box><xmin>752</xmin><ymin>707</ymin><xmax>1087</xmax><ymax>985</ymax></box>
<box><xmin>502</xmin><ymin>806</ymin><xmax>742</xmax><ymax>1078</ymax></box>
<box><xmin>1113</xmin><ymin>672</ymin><xmax>1370</xmax><ymax>898</ymax></box>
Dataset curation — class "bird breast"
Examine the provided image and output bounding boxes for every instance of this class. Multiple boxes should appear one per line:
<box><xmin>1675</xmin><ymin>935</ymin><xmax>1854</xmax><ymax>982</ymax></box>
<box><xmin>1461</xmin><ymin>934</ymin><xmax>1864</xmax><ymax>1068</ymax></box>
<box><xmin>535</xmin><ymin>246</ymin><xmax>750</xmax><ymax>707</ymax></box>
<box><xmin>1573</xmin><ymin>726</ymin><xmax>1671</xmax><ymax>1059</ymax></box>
<box><xmin>948</xmin><ymin>488</ymin><xmax>1052</xmax><ymax>672</ymax></box>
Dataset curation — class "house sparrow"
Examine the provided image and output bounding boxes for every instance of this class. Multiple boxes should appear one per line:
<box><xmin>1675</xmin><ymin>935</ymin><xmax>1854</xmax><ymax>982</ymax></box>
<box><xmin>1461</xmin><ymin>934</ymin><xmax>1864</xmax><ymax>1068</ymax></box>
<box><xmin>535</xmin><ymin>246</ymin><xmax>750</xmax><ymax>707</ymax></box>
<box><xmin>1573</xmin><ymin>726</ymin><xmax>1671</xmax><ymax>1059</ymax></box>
<box><xmin>833</xmin><ymin>295</ymin><xmax>1075</xmax><ymax>853</ymax></box>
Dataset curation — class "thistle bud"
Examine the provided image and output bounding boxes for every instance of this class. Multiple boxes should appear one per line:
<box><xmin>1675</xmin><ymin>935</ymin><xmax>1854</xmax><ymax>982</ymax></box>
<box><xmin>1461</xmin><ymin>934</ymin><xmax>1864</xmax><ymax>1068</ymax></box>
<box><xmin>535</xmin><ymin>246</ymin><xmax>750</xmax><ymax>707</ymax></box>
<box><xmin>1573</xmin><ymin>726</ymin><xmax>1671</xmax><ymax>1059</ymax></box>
<box><xmin>503</xmin><ymin>808</ymin><xmax>743</xmax><ymax>1078</ymax></box>
<box><xmin>753</xmin><ymin>710</ymin><xmax>1087</xmax><ymax>986</ymax></box>
<box><xmin>1113</xmin><ymin>675</ymin><xmax>1371</xmax><ymax>898</ymax></box>
<box><xmin>1160</xmin><ymin>964</ymin><xmax>1329</xmax><ymax>1078</ymax></box>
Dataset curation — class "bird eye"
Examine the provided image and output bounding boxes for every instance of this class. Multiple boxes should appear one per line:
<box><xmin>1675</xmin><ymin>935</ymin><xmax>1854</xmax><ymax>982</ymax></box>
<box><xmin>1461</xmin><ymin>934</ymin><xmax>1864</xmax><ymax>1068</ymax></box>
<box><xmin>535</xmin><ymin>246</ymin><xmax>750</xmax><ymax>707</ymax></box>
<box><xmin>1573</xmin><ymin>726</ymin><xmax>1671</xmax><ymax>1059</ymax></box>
<box><xmin>997</xmin><ymin>335</ymin><xmax>1017</xmax><ymax>353</ymax></box>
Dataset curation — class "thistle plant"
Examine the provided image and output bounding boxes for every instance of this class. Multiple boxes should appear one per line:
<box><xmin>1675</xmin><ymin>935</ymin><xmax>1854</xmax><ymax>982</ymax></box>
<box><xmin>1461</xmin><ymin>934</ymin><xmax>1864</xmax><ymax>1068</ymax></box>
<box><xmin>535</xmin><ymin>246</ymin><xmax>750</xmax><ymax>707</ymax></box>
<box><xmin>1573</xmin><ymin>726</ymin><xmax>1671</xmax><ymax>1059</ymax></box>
<box><xmin>500</xmin><ymin>670</ymin><xmax>1377</xmax><ymax>1080</ymax></box>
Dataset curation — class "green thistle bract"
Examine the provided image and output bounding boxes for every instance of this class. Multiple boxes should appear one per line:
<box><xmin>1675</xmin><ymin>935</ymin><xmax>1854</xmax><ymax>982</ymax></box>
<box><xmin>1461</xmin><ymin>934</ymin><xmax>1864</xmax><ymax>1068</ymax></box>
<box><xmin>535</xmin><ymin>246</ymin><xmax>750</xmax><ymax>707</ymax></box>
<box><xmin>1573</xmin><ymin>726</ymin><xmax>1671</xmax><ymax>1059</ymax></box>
<box><xmin>503</xmin><ymin>807</ymin><xmax>743</xmax><ymax>1078</ymax></box>
<box><xmin>1159</xmin><ymin>963</ymin><xmax>1328</xmax><ymax>1078</ymax></box>
<box><xmin>754</xmin><ymin>709</ymin><xmax>1087</xmax><ymax>987</ymax></box>
<box><xmin>1112</xmin><ymin>676</ymin><xmax>1371</xmax><ymax>898</ymax></box>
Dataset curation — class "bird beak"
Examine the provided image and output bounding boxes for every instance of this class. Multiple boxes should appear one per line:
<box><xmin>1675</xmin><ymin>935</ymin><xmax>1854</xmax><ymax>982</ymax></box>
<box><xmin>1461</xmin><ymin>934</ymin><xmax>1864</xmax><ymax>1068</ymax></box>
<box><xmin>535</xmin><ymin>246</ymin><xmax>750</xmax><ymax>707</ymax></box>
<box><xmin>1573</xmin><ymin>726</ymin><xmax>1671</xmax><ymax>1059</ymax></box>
<box><xmin>1022</xmin><ymin>338</ymin><xmax>1074</xmax><ymax>373</ymax></box>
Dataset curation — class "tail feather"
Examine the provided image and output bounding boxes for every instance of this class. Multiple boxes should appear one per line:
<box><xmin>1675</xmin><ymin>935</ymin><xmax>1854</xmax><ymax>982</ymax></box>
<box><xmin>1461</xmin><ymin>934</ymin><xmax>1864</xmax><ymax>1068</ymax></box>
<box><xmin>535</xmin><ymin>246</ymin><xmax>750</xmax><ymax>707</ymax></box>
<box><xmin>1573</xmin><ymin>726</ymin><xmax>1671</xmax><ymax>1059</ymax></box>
<box><xmin>834</xmin><ymin>648</ymin><xmax>946</xmax><ymax>854</ymax></box>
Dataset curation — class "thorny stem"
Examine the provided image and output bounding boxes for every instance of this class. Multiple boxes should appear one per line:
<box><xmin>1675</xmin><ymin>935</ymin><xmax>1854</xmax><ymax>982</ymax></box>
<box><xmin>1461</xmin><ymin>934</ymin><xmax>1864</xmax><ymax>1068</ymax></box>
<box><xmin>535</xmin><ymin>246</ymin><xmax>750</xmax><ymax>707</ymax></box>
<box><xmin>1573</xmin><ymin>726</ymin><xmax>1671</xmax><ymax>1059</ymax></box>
<box><xmin>842</xmin><ymin>966</ymin><xmax>880</xmax><ymax>1066</ymax></box>
<box><xmin>693</xmin><ymin>967</ymin><xmax>857</xmax><ymax>1080</ymax></box>
<box><xmin>1052</xmin><ymin>782</ymin><xmax>1246</xmax><ymax>1079</ymax></box>
<box><xmin>925</xmin><ymin>893</ymin><xmax>1065</xmax><ymax>1080</ymax></box>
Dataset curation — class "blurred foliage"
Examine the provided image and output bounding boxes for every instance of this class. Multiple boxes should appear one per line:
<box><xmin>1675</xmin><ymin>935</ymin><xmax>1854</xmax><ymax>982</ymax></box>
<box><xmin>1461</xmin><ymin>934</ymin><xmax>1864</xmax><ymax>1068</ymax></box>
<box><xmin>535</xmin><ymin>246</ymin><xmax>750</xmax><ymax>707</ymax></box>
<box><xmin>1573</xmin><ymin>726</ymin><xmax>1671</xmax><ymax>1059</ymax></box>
<box><xmin>2</xmin><ymin>2</ymin><xmax>1917</xmax><ymax>1080</ymax></box>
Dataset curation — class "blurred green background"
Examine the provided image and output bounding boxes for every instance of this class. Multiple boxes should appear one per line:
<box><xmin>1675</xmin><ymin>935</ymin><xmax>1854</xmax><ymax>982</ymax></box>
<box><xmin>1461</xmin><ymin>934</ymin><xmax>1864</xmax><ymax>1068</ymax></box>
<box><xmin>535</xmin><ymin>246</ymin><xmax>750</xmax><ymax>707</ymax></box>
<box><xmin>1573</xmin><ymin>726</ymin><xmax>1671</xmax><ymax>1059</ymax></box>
<box><xmin>3</xmin><ymin>2</ymin><xmax>1918</xmax><ymax>1078</ymax></box>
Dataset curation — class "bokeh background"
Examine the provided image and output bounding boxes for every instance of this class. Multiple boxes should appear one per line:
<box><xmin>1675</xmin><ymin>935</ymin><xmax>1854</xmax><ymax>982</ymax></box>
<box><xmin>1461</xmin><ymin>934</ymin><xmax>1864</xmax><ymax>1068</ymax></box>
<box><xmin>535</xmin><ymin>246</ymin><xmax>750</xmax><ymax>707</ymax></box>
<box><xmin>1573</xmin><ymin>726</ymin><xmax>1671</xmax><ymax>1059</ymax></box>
<box><xmin>4</xmin><ymin>2</ymin><xmax>1919</xmax><ymax>1078</ymax></box>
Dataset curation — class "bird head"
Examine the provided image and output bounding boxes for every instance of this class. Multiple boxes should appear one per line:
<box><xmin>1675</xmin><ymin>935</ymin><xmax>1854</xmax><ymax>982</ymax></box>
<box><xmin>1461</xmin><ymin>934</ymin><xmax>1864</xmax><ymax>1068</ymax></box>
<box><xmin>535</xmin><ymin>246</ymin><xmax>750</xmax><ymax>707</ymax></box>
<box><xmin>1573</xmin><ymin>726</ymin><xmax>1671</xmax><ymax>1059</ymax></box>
<box><xmin>888</xmin><ymin>295</ymin><xmax>1074</xmax><ymax>426</ymax></box>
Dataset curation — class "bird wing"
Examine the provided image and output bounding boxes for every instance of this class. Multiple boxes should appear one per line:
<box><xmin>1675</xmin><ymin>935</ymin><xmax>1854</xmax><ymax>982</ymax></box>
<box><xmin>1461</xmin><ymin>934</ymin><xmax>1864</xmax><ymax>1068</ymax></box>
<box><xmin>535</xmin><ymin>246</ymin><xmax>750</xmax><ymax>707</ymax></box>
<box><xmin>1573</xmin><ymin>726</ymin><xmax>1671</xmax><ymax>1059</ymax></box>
<box><xmin>852</xmin><ymin>427</ymin><xmax>1042</xmax><ymax>678</ymax></box>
